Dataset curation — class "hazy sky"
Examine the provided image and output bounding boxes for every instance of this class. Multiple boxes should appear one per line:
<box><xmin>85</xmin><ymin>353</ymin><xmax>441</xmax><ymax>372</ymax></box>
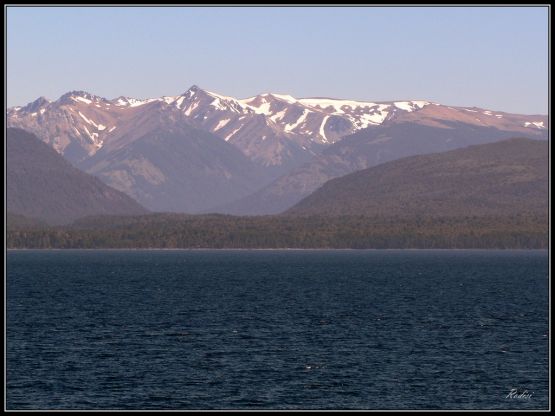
<box><xmin>6</xmin><ymin>6</ymin><xmax>549</xmax><ymax>114</ymax></box>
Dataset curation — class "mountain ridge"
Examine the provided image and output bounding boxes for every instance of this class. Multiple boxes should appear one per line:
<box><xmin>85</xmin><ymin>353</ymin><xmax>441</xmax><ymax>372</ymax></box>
<box><xmin>286</xmin><ymin>137</ymin><xmax>549</xmax><ymax>218</ymax></box>
<box><xmin>8</xmin><ymin>86</ymin><xmax>548</xmax><ymax>214</ymax></box>
<box><xmin>6</xmin><ymin>127</ymin><xmax>149</xmax><ymax>225</ymax></box>
<box><xmin>9</xmin><ymin>86</ymin><xmax>546</xmax><ymax>168</ymax></box>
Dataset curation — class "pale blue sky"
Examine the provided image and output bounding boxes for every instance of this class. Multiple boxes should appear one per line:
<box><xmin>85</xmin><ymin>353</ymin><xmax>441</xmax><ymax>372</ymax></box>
<box><xmin>6</xmin><ymin>6</ymin><xmax>549</xmax><ymax>114</ymax></box>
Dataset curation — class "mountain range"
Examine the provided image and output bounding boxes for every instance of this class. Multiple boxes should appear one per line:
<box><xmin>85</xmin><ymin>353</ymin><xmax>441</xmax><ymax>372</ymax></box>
<box><xmin>7</xmin><ymin>86</ymin><xmax>548</xmax><ymax>215</ymax></box>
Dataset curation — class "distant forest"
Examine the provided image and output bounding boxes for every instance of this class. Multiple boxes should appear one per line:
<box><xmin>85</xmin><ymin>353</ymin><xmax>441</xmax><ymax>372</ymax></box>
<box><xmin>6</xmin><ymin>213</ymin><xmax>548</xmax><ymax>249</ymax></box>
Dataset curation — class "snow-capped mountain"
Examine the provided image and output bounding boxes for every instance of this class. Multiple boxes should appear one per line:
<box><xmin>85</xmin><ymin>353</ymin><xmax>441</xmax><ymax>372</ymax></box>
<box><xmin>7</xmin><ymin>86</ymin><xmax>548</xmax><ymax>214</ymax></box>
<box><xmin>8</xmin><ymin>91</ymin><xmax>127</xmax><ymax>162</ymax></box>
<box><xmin>8</xmin><ymin>85</ymin><xmax>547</xmax><ymax>169</ymax></box>
<box><xmin>163</xmin><ymin>87</ymin><xmax>438</xmax><ymax>171</ymax></box>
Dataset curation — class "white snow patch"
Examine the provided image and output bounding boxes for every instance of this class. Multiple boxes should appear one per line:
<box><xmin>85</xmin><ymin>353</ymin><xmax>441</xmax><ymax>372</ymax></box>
<box><xmin>174</xmin><ymin>96</ymin><xmax>185</xmax><ymax>109</ymax></box>
<box><xmin>39</xmin><ymin>108</ymin><xmax>46</xmax><ymax>115</ymax></box>
<box><xmin>355</xmin><ymin>106</ymin><xmax>390</xmax><ymax>128</ymax></box>
<box><xmin>271</xmin><ymin>93</ymin><xmax>297</xmax><ymax>104</ymax></box>
<box><xmin>184</xmin><ymin>101</ymin><xmax>199</xmax><ymax>116</ymax></box>
<box><xmin>210</xmin><ymin>97</ymin><xmax>228</xmax><ymax>111</ymax></box>
<box><xmin>225</xmin><ymin>126</ymin><xmax>241</xmax><ymax>141</ymax></box>
<box><xmin>78</xmin><ymin>111</ymin><xmax>94</xmax><ymax>125</ymax></box>
<box><xmin>206</xmin><ymin>90</ymin><xmax>250</xmax><ymax>113</ymax></box>
<box><xmin>413</xmin><ymin>101</ymin><xmax>430</xmax><ymax>109</ymax></box>
<box><xmin>130</xmin><ymin>98</ymin><xmax>156</xmax><ymax>107</ymax></box>
<box><xmin>162</xmin><ymin>96</ymin><xmax>178</xmax><ymax>104</ymax></box>
<box><xmin>284</xmin><ymin>109</ymin><xmax>309</xmax><ymax>132</ymax></box>
<box><xmin>524</xmin><ymin>121</ymin><xmax>545</xmax><ymax>129</ymax></box>
<box><xmin>31</xmin><ymin>112</ymin><xmax>37</xmax><ymax>117</ymax></box>
<box><xmin>270</xmin><ymin>109</ymin><xmax>287</xmax><ymax>122</ymax></box>
<box><xmin>108</xmin><ymin>126</ymin><xmax>117</xmax><ymax>133</ymax></box>
<box><xmin>394</xmin><ymin>101</ymin><xmax>430</xmax><ymax>112</ymax></box>
<box><xmin>246</xmin><ymin>101</ymin><xmax>273</xmax><ymax>116</ymax></box>
<box><xmin>239</xmin><ymin>96</ymin><xmax>258</xmax><ymax>106</ymax></box>
<box><xmin>74</xmin><ymin>96</ymin><xmax>92</xmax><ymax>104</ymax></box>
<box><xmin>239</xmin><ymin>95</ymin><xmax>297</xmax><ymax>116</ymax></box>
<box><xmin>214</xmin><ymin>118</ymin><xmax>230</xmax><ymax>131</ymax></box>
<box><xmin>464</xmin><ymin>109</ymin><xmax>478</xmax><ymax>113</ymax></box>
<box><xmin>83</xmin><ymin>126</ymin><xmax>93</xmax><ymax>140</ymax></box>
<box><xmin>97</xmin><ymin>124</ymin><xmax>106</xmax><ymax>131</ymax></box>
<box><xmin>299</xmin><ymin>98</ymin><xmax>379</xmax><ymax>114</ymax></box>
<box><xmin>114</xmin><ymin>97</ymin><xmax>157</xmax><ymax>107</ymax></box>
<box><xmin>81</xmin><ymin>125</ymin><xmax>101</xmax><ymax>147</ymax></box>
<box><xmin>319</xmin><ymin>115</ymin><xmax>329</xmax><ymax>142</ymax></box>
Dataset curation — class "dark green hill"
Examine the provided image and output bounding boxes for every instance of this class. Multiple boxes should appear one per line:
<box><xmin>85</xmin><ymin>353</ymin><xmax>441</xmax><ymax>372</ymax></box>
<box><xmin>286</xmin><ymin>138</ymin><xmax>548</xmax><ymax>218</ymax></box>
<box><xmin>7</xmin><ymin>128</ymin><xmax>148</xmax><ymax>225</ymax></box>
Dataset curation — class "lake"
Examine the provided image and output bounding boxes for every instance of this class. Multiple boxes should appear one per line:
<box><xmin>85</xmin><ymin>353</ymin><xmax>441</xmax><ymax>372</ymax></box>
<box><xmin>6</xmin><ymin>250</ymin><xmax>549</xmax><ymax>409</ymax></box>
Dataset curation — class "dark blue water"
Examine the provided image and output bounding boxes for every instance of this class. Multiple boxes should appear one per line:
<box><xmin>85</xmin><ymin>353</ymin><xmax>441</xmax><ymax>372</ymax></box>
<box><xmin>6</xmin><ymin>250</ymin><xmax>549</xmax><ymax>410</ymax></box>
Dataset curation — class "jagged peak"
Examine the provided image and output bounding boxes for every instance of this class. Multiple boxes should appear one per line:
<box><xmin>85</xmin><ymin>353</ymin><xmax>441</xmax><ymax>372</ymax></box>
<box><xmin>58</xmin><ymin>90</ymin><xmax>107</xmax><ymax>105</ymax></box>
<box><xmin>33</xmin><ymin>96</ymin><xmax>51</xmax><ymax>104</ymax></box>
<box><xmin>184</xmin><ymin>87</ymin><xmax>254</xmax><ymax>114</ymax></box>
<box><xmin>111</xmin><ymin>95</ymin><xmax>159</xmax><ymax>108</ymax></box>
<box><xmin>21</xmin><ymin>96</ymin><xmax>51</xmax><ymax>113</ymax></box>
<box><xmin>181</xmin><ymin>84</ymin><xmax>206</xmax><ymax>97</ymax></box>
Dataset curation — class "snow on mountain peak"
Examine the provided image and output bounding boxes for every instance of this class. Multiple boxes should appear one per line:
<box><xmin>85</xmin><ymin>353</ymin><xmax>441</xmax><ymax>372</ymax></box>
<box><xmin>59</xmin><ymin>91</ymin><xmax>107</xmax><ymax>105</ymax></box>
<box><xmin>393</xmin><ymin>101</ymin><xmax>431</xmax><ymax>112</ymax></box>
<box><xmin>7</xmin><ymin>86</ymin><xmax>548</xmax><ymax>183</ymax></box>
<box><xmin>297</xmin><ymin>97</ymin><xmax>380</xmax><ymax>114</ymax></box>
<box><xmin>203</xmin><ymin>90</ymin><xmax>253</xmax><ymax>114</ymax></box>
<box><xmin>524</xmin><ymin>121</ymin><xmax>546</xmax><ymax>129</ymax></box>
<box><xmin>162</xmin><ymin>96</ymin><xmax>179</xmax><ymax>105</ymax></box>
<box><xmin>270</xmin><ymin>93</ymin><xmax>298</xmax><ymax>104</ymax></box>
<box><xmin>113</xmin><ymin>96</ymin><xmax>158</xmax><ymax>107</ymax></box>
